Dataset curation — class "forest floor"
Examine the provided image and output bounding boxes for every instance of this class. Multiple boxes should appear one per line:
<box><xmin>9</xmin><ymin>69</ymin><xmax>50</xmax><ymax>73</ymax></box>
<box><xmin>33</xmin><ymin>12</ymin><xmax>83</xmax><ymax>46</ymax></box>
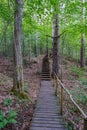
<box><xmin>60</xmin><ymin>56</ymin><xmax>87</xmax><ymax>130</ymax></box>
<box><xmin>0</xmin><ymin>55</ymin><xmax>43</xmax><ymax>130</ymax></box>
<box><xmin>0</xmin><ymin>55</ymin><xmax>87</xmax><ymax>130</ymax></box>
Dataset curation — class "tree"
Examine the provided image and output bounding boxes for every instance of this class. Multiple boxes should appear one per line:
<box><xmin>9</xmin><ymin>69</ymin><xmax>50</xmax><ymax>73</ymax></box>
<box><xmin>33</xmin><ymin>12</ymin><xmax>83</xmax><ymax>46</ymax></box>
<box><xmin>52</xmin><ymin>6</ymin><xmax>60</xmax><ymax>77</ymax></box>
<box><xmin>80</xmin><ymin>0</ymin><xmax>86</xmax><ymax>67</ymax></box>
<box><xmin>13</xmin><ymin>0</ymin><xmax>24</xmax><ymax>95</ymax></box>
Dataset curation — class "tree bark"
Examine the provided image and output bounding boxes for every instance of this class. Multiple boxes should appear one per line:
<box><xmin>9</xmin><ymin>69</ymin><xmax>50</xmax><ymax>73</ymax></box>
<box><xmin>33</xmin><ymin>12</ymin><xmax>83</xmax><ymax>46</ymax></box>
<box><xmin>13</xmin><ymin>0</ymin><xmax>24</xmax><ymax>92</ymax></box>
<box><xmin>52</xmin><ymin>14</ymin><xmax>59</xmax><ymax>77</ymax></box>
<box><xmin>80</xmin><ymin>34</ymin><xmax>85</xmax><ymax>67</ymax></box>
<box><xmin>34</xmin><ymin>39</ymin><xmax>37</xmax><ymax>57</ymax></box>
<box><xmin>80</xmin><ymin>0</ymin><xmax>85</xmax><ymax>68</ymax></box>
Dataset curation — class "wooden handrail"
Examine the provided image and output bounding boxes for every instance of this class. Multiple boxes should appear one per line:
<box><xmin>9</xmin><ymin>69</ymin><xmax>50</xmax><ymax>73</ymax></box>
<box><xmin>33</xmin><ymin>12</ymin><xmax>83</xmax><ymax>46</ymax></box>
<box><xmin>54</xmin><ymin>73</ymin><xmax>87</xmax><ymax>130</ymax></box>
<box><xmin>56</xmin><ymin>76</ymin><xmax>87</xmax><ymax>118</ymax></box>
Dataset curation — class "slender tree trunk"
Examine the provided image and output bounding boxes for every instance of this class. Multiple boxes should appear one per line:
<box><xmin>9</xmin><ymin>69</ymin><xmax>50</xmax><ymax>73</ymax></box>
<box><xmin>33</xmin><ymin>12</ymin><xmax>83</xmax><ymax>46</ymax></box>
<box><xmin>29</xmin><ymin>35</ymin><xmax>32</xmax><ymax>62</ymax></box>
<box><xmin>29</xmin><ymin>42</ymin><xmax>31</xmax><ymax>62</ymax></box>
<box><xmin>22</xmin><ymin>37</ymin><xmax>25</xmax><ymax>57</ymax></box>
<box><xmin>52</xmin><ymin>14</ymin><xmax>59</xmax><ymax>77</ymax></box>
<box><xmin>13</xmin><ymin>0</ymin><xmax>24</xmax><ymax>92</ymax></box>
<box><xmin>61</xmin><ymin>34</ymin><xmax>65</xmax><ymax>55</ymax></box>
<box><xmin>46</xmin><ymin>36</ymin><xmax>49</xmax><ymax>56</ymax></box>
<box><xmin>3</xmin><ymin>23</ymin><xmax>7</xmax><ymax>56</ymax></box>
<box><xmin>40</xmin><ymin>43</ymin><xmax>43</xmax><ymax>54</ymax></box>
<box><xmin>80</xmin><ymin>0</ymin><xmax>85</xmax><ymax>67</ymax></box>
<box><xmin>34</xmin><ymin>37</ymin><xmax>37</xmax><ymax>57</ymax></box>
<box><xmin>80</xmin><ymin>34</ymin><xmax>85</xmax><ymax>67</ymax></box>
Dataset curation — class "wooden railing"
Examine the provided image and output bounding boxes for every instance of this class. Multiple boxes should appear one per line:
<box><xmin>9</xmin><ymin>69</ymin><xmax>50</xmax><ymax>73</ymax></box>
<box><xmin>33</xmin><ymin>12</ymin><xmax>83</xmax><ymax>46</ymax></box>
<box><xmin>54</xmin><ymin>73</ymin><xmax>87</xmax><ymax>130</ymax></box>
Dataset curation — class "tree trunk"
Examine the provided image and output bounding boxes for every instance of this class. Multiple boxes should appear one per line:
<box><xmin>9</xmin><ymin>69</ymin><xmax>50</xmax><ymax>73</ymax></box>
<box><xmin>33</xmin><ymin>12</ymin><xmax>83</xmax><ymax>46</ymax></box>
<box><xmin>80</xmin><ymin>0</ymin><xmax>85</xmax><ymax>68</ymax></box>
<box><xmin>13</xmin><ymin>0</ymin><xmax>24</xmax><ymax>93</ymax></box>
<box><xmin>52</xmin><ymin>14</ymin><xmax>59</xmax><ymax>77</ymax></box>
<box><xmin>46</xmin><ymin>36</ymin><xmax>49</xmax><ymax>56</ymax></box>
<box><xmin>22</xmin><ymin>37</ymin><xmax>25</xmax><ymax>57</ymax></box>
<box><xmin>34</xmin><ymin>41</ymin><xmax>37</xmax><ymax>57</ymax></box>
<box><xmin>80</xmin><ymin>34</ymin><xmax>85</xmax><ymax>67</ymax></box>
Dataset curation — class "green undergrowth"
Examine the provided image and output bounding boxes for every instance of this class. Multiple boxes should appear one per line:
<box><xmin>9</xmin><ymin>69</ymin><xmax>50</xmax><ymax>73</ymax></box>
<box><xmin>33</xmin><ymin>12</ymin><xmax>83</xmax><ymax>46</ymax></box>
<box><xmin>79</xmin><ymin>77</ymin><xmax>87</xmax><ymax>89</ymax></box>
<box><xmin>23</xmin><ymin>83</ymin><xmax>29</xmax><ymax>93</ymax></box>
<box><xmin>71</xmin><ymin>66</ymin><xmax>84</xmax><ymax>78</ymax></box>
<box><xmin>11</xmin><ymin>89</ymin><xmax>32</xmax><ymax>102</ymax></box>
<box><xmin>0</xmin><ymin>98</ymin><xmax>17</xmax><ymax>129</ymax></box>
<box><xmin>70</xmin><ymin>87</ymin><xmax>87</xmax><ymax>105</ymax></box>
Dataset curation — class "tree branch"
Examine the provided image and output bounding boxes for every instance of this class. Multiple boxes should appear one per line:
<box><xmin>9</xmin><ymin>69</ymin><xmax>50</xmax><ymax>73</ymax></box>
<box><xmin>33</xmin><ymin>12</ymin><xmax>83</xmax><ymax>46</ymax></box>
<box><xmin>46</xmin><ymin>30</ymin><xmax>67</xmax><ymax>39</ymax></box>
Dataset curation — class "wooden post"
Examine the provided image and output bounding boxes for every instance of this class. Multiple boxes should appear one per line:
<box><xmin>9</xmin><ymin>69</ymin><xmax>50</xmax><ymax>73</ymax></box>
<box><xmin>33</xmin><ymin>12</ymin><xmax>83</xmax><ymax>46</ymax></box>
<box><xmin>53</xmin><ymin>76</ymin><xmax>55</xmax><ymax>87</ymax></box>
<box><xmin>55</xmin><ymin>78</ymin><xmax>58</xmax><ymax>96</ymax></box>
<box><xmin>61</xmin><ymin>86</ymin><xmax>63</xmax><ymax>115</ymax></box>
<box><xmin>84</xmin><ymin>118</ymin><xmax>87</xmax><ymax>130</ymax></box>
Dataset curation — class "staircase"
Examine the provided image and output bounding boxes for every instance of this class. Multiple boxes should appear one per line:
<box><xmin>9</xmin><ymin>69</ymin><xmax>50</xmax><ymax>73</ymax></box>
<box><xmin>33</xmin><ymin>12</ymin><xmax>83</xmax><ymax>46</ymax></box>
<box><xmin>41</xmin><ymin>55</ymin><xmax>50</xmax><ymax>81</ymax></box>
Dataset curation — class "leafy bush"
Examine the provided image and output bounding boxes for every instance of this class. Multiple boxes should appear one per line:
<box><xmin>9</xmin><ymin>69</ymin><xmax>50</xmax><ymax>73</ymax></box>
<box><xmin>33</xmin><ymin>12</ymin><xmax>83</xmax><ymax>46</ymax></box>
<box><xmin>0</xmin><ymin>98</ymin><xmax>17</xmax><ymax>129</ymax></box>
<box><xmin>71</xmin><ymin>66</ymin><xmax>84</xmax><ymax>77</ymax></box>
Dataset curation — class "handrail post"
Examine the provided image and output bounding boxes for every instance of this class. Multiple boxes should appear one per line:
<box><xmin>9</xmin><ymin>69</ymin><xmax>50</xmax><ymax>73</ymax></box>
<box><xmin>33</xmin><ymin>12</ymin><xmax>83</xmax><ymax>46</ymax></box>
<box><xmin>84</xmin><ymin>118</ymin><xmax>87</xmax><ymax>130</ymax></box>
<box><xmin>61</xmin><ymin>85</ymin><xmax>63</xmax><ymax>115</ymax></box>
<box><xmin>55</xmin><ymin>78</ymin><xmax>58</xmax><ymax>96</ymax></box>
<box><xmin>53</xmin><ymin>76</ymin><xmax>55</xmax><ymax>87</ymax></box>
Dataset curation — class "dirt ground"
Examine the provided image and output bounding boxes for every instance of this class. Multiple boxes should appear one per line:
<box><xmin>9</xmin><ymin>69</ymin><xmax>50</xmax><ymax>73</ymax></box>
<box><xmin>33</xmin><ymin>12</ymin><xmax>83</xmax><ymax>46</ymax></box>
<box><xmin>0</xmin><ymin>55</ymin><xmax>43</xmax><ymax>130</ymax></box>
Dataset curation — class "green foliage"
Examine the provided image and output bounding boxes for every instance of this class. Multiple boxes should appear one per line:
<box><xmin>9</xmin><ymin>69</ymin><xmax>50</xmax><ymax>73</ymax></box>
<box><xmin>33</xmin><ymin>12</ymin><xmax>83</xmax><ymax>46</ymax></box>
<box><xmin>70</xmin><ymin>87</ymin><xmax>87</xmax><ymax>105</ymax></box>
<box><xmin>79</xmin><ymin>77</ymin><xmax>87</xmax><ymax>89</ymax></box>
<box><xmin>81</xmin><ymin>95</ymin><xmax>87</xmax><ymax>104</ymax></box>
<box><xmin>7</xmin><ymin>110</ymin><xmax>17</xmax><ymax>124</ymax></box>
<box><xmin>67</xmin><ymin>121</ymin><xmax>73</xmax><ymax>130</ymax></box>
<box><xmin>0</xmin><ymin>0</ymin><xmax>86</xmax><ymax>59</ymax></box>
<box><xmin>68</xmin><ymin>76</ymin><xmax>74</xmax><ymax>80</ymax></box>
<box><xmin>0</xmin><ymin>110</ymin><xmax>17</xmax><ymax>129</ymax></box>
<box><xmin>0</xmin><ymin>110</ymin><xmax>7</xmax><ymax>129</ymax></box>
<box><xmin>23</xmin><ymin>84</ymin><xmax>29</xmax><ymax>93</ymax></box>
<box><xmin>4</xmin><ymin>98</ymin><xmax>12</xmax><ymax>106</ymax></box>
<box><xmin>0</xmin><ymin>98</ymin><xmax>17</xmax><ymax>129</ymax></box>
<box><xmin>71</xmin><ymin>66</ymin><xmax>84</xmax><ymax>77</ymax></box>
<box><xmin>23</xmin><ymin>58</ymin><xmax>28</xmax><ymax>66</ymax></box>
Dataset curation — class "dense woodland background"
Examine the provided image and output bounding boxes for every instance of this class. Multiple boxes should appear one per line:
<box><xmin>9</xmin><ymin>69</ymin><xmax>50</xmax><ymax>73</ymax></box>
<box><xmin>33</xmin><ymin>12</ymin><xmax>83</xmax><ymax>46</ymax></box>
<box><xmin>0</xmin><ymin>0</ymin><xmax>86</xmax><ymax>61</ymax></box>
<box><xmin>0</xmin><ymin>0</ymin><xmax>87</xmax><ymax>130</ymax></box>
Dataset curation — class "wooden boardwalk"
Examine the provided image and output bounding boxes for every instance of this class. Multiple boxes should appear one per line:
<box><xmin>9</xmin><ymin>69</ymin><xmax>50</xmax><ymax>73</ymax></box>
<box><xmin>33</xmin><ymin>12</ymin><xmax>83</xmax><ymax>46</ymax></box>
<box><xmin>30</xmin><ymin>56</ymin><xmax>68</xmax><ymax>130</ymax></box>
<box><xmin>30</xmin><ymin>81</ymin><xmax>68</xmax><ymax>130</ymax></box>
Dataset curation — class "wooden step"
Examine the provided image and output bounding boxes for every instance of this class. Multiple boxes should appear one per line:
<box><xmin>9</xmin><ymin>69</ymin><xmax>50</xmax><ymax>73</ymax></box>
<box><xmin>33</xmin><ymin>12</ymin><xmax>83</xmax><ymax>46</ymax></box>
<box><xmin>30</xmin><ymin>127</ymin><xmax>68</xmax><ymax>130</ymax></box>
<box><xmin>30</xmin><ymin>80</ymin><xmax>68</xmax><ymax>130</ymax></box>
<box><xmin>41</xmin><ymin>78</ymin><xmax>51</xmax><ymax>81</ymax></box>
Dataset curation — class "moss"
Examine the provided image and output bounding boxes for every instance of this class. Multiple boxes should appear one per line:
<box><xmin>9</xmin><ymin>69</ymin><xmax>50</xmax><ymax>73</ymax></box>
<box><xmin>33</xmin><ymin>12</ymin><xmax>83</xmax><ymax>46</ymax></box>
<box><xmin>11</xmin><ymin>89</ymin><xmax>32</xmax><ymax>102</ymax></box>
